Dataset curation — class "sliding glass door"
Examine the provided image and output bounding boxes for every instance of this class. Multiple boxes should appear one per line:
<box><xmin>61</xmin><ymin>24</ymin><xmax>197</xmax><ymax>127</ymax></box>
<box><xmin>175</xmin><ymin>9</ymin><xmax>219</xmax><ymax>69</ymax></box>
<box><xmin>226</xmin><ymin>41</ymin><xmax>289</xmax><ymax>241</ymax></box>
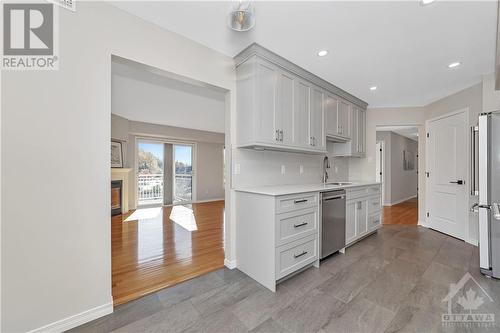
<box><xmin>137</xmin><ymin>140</ymin><xmax>194</xmax><ymax>206</ymax></box>
<box><xmin>173</xmin><ymin>145</ymin><xmax>193</xmax><ymax>204</ymax></box>
<box><xmin>137</xmin><ymin>141</ymin><xmax>164</xmax><ymax>206</ymax></box>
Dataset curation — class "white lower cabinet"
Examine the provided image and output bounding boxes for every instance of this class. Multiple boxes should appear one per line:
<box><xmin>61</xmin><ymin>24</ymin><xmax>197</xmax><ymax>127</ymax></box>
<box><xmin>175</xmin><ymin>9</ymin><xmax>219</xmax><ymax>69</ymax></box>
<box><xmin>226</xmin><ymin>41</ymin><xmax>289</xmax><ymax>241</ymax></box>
<box><xmin>235</xmin><ymin>184</ymin><xmax>381</xmax><ymax>292</ymax></box>
<box><xmin>345</xmin><ymin>185</ymin><xmax>382</xmax><ymax>246</ymax></box>
<box><xmin>236</xmin><ymin>191</ymin><xmax>319</xmax><ymax>292</ymax></box>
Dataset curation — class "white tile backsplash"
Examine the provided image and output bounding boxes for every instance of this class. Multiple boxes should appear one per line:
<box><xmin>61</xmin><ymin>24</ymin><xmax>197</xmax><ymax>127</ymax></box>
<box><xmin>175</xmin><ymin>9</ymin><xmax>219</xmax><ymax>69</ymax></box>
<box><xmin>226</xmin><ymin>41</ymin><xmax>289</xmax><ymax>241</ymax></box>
<box><xmin>231</xmin><ymin>148</ymin><xmax>351</xmax><ymax>188</ymax></box>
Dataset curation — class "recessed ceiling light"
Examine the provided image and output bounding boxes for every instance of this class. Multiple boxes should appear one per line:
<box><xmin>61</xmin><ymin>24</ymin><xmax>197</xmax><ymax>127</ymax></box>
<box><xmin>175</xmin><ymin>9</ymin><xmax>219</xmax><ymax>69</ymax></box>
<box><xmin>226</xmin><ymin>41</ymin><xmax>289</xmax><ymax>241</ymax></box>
<box><xmin>317</xmin><ymin>50</ymin><xmax>328</xmax><ymax>57</ymax></box>
<box><xmin>448</xmin><ymin>62</ymin><xmax>461</xmax><ymax>69</ymax></box>
<box><xmin>370</xmin><ymin>86</ymin><xmax>378</xmax><ymax>91</ymax></box>
<box><xmin>420</xmin><ymin>0</ymin><xmax>436</xmax><ymax>6</ymax></box>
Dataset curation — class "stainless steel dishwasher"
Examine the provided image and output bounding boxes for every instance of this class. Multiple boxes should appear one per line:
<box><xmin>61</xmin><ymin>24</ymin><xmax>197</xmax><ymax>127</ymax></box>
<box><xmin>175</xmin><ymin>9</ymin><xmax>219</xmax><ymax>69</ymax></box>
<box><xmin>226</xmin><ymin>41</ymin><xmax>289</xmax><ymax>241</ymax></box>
<box><xmin>321</xmin><ymin>189</ymin><xmax>346</xmax><ymax>259</ymax></box>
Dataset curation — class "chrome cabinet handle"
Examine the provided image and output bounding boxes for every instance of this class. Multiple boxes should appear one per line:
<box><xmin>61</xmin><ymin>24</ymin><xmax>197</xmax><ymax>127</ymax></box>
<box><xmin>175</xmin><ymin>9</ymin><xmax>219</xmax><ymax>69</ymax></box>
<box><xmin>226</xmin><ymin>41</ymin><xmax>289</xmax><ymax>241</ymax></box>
<box><xmin>449</xmin><ymin>180</ymin><xmax>464</xmax><ymax>185</ymax></box>
<box><xmin>275</xmin><ymin>129</ymin><xmax>280</xmax><ymax>141</ymax></box>
<box><xmin>294</xmin><ymin>199</ymin><xmax>308</xmax><ymax>204</ymax></box>
<box><xmin>294</xmin><ymin>251</ymin><xmax>308</xmax><ymax>259</ymax></box>
<box><xmin>293</xmin><ymin>222</ymin><xmax>308</xmax><ymax>228</ymax></box>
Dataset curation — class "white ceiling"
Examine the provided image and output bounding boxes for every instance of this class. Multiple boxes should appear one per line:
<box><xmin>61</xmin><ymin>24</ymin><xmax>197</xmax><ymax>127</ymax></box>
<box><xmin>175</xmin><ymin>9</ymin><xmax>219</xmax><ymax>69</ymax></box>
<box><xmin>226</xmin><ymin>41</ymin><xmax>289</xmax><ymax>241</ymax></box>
<box><xmin>110</xmin><ymin>0</ymin><xmax>497</xmax><ymax>108</ymax></box>
<box><xmin>112</xmin><ymin>61</ymin><xmax>226</xmax><ymax>133</ymax></box>
<box><xmin>377</xmin><ymin>125</ymin><xmax>418</xmax><ymax>141</ymax></box>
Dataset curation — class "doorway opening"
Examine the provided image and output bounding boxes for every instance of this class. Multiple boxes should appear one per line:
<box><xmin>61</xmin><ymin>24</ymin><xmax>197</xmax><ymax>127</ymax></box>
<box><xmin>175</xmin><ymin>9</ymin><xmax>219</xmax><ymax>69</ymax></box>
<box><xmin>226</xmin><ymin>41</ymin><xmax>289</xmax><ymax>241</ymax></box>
<box><xmin>376</xmin><ymin>126</ymin><xmax>419</xmax><ymax>225</ymax></box>
<box><xmin>110</xmin><ymin>56</ymin><xmax>228</xmax><ymax>305</ymax></box>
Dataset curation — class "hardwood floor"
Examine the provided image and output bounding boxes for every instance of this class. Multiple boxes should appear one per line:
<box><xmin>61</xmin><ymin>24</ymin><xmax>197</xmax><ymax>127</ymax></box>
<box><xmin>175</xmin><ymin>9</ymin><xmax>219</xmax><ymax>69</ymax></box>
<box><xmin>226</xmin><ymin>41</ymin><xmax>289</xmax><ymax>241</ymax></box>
<box><xmin>112</xmin><ymin>200</ymin><xmax>225</xmax><ymax>305</ymax></box>
<box><xmin>382</xmin><ymin>197</ymin><xmax>418</xmax><ymax>225</ymax></box>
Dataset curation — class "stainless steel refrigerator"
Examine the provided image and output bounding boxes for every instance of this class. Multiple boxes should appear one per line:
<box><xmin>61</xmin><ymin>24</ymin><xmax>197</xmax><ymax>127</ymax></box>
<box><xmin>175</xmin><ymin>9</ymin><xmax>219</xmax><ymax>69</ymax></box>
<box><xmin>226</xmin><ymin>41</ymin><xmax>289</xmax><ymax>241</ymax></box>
<box><xmin>474</xmin><ymin>111</ymin><xmax>500</xmax><ymax>278</ymax></box>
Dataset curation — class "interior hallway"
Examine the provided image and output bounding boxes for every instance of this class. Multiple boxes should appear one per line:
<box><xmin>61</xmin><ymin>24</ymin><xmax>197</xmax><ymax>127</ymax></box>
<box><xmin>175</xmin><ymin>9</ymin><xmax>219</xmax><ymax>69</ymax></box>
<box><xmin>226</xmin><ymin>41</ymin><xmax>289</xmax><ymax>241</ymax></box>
<box><xmin>112</xmin><ymin>200</ymin><xmax>225</xmax><ymax>305</ymax></box>
<box><xmin>382</xmin><ymin>197</ymin><xmax>418</xmax><ymax>225</ymax></box>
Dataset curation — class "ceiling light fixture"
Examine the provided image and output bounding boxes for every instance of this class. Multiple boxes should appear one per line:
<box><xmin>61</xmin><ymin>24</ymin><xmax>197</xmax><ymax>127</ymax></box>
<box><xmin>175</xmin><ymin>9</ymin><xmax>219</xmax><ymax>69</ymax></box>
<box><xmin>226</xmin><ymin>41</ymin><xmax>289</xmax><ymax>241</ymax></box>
<box><xmin>420</xmin><ymin>0</ymin><xmax>436</xmax><ymax>6</ymax></box>
<box><xmin>317</xmin><ymin>50</ymin><xmax>328</xmax><ymax>57</ymax></box>
<box><xmin>370</xmin><ymin>86</ymin><xmax>378</xmax><ymax>91</ymax></box>
<box><xmin>228</xmin><ymin>1</ymin><xmax>255</xmax><ymax>32</ymax></box>
<box><xmin>448</xmin><ymin>62</ymin><xmax>461</xmax><ymax>69</ymax></box>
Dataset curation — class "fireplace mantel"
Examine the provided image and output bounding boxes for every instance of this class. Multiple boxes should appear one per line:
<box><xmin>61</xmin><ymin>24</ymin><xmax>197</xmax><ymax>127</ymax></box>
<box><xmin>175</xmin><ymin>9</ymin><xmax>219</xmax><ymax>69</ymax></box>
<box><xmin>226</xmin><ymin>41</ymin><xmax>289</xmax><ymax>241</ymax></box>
<box><xmin>111</xmin><ymin>168</ymin><xmax>132</xmax><ymax>214</ymax></box>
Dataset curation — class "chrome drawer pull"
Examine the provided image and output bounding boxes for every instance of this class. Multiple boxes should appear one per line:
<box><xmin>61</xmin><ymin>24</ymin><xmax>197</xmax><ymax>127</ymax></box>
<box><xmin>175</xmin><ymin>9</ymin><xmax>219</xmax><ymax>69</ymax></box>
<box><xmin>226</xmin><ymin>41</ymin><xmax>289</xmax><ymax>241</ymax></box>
<box><xmin>294</xmin><ymin>251</ymin><xmax>308</xmax><ymax>259</ymax></box>
<box><xmin>293</xmin><ymin>222</ymin><xmax>308</xmax><ymax>228</ymax></box>
<box><xmin>294</xmin><ymin>199</ymin><xmax>308</xmax><ymax>204</ymax></box>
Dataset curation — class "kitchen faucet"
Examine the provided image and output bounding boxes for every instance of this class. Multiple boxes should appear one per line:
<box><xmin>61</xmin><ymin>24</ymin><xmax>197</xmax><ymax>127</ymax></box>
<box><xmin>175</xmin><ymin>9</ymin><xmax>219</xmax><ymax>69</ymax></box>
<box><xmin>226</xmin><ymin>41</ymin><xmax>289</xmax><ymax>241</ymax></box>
<box><xmin>323</xmin><ymin>156</ymin><xmax>330</xmax><ymax>183</ymax></box>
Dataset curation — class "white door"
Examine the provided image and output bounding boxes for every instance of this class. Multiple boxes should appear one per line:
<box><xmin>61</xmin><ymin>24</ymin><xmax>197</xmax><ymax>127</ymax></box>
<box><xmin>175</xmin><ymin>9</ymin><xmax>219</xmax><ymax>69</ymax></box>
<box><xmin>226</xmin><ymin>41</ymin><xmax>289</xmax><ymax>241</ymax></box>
<box><xmin>346</xmin><ymin>201</ymin><xmax>357</xmax><ymax>244</ymax></box>
<box><xmin>427</xmin><ymin>110</ymin><xmax>468</xmax><ymax>240</ymax></box>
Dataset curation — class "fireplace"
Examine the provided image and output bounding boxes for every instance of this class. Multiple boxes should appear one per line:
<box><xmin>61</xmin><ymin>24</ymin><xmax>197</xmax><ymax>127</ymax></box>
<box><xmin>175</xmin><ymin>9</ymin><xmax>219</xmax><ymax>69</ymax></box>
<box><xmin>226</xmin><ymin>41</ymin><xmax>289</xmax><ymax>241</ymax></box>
<box><xmin>111</xmin><ymin>180</ymin><xmax>123</xmax><ymax>216</ymax></box>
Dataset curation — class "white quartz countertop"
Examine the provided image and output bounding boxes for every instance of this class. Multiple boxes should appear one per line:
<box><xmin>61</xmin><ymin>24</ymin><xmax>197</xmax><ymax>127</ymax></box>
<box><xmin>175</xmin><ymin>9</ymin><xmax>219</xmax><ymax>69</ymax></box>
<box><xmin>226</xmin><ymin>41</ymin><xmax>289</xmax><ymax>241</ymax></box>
<box><xmin>234</xmin><ymin>182</ymin><xmax>381</xmax><ymax>196</ymax></box>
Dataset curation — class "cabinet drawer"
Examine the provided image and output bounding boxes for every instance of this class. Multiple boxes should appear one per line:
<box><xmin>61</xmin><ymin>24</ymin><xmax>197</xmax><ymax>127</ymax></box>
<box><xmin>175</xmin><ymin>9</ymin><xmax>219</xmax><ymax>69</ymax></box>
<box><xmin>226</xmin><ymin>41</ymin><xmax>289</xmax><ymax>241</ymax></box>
<box><xmin>368</xmin><ymin>185</ymin><xmax>381</xmax><ymax>196</ymax></box>
<box><xmin>276</xmin><ymin>208</ymin><xmax>318</xmax><ymax>246</ymax></box>
<box><xmin>346</xmin><ymin>188</ymin><xmax>368</xmax><ymax>200</ymax></box>
<box><xmin>276</xmin><ymin>235</ymin><xmax>318</xmax><ymax>280</ymax></box>
<box><xmin>368</xmin><ymin>196</ymin><xmax>382</xmax><ymax>214</ymax></box>
<box><xmin>276</xmin><ymin>193</ymin><xmax>318</xmax><ymax>214</ymax></box>
<box><xmin>368</xmin><ymin>213</ymin><xmax>382</xmax><ymax>230</ymax></box>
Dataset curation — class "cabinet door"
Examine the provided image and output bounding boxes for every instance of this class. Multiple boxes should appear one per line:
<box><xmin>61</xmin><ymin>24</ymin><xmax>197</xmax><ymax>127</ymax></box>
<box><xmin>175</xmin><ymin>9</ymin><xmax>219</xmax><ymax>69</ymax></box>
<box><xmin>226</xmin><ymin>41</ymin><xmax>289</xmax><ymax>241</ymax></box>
<box><xmin>276</xmin><ymin>70</ymin><xmax>295</xmax><ymax>146</ymax></box>
<box><xmin>310</xmin><ymin>86</ymin><xmax>325</xmax><ymax>150</ymax></box>
<box><xmin>325</xmin><ymin>94</ymin><xmax>339</xmax><ymax>137</ymax></box>
<box><xmin>255</xmin><ymin>59</ymin><xmax>278</xmax><ymax>144</ymax></box>
<box><xmin>357</xmin><ymin>109</ymin><xmax>366</xmax><ymax>154</ymax></box>
<box><xmin>338</xmin><ymin>100</ymin><xmax>351</xmax><ymax>139</ymax></box>
<box><xmin>294</xmin><ymin>80</ymin><xmax>311</xmax><ymax>148</ymax></box>
<box><xmin>355</xmin><ymin>200</ymin><xmax>368</xmax><ymax>237</ymax></box>
<box><xmin>346</xmin><ymin>201</ymin><xmax>357</xmax><ymax>244</ymax></box>
<box><xmin>350</xmin><ymin>107</ymin><xmax>359</xmax><ymax>156</ymax></box>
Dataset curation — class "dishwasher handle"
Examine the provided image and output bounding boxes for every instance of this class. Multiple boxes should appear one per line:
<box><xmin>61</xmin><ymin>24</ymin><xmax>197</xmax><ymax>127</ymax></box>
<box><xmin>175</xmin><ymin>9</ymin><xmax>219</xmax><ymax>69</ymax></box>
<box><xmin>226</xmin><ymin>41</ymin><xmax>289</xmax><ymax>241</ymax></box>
<box><xmin>323</xmin><ymin>195</ymin><xmax>345</xmax><ymax>201</ymax></box>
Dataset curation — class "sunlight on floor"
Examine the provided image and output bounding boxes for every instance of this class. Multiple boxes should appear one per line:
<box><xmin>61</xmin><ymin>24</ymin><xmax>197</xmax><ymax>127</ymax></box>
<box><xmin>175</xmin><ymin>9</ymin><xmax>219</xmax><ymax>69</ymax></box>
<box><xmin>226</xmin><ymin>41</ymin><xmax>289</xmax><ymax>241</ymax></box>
<box><xmin>125</xmin><ymin>207</ymin><xmax>162</xmax><ymax>222</ymax></box>
<box><xmin>170</xmin><ymin>205</ymin><xmax>198</xmax><ymax>231</ymax></box>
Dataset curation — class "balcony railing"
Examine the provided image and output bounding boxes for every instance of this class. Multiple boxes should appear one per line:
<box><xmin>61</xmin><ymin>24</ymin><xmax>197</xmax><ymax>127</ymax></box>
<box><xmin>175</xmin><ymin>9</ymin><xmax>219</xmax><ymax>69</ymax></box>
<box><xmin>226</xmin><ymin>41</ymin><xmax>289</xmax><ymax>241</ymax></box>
<box><xmin>138</xmin><ymin>173</ymin><xmax>193</xmax><ymax>205</ymax></box>
<box><xmin>138</xmin><ymin>174</ymin><xmax>163</xmax><ymax>205</ymax></box>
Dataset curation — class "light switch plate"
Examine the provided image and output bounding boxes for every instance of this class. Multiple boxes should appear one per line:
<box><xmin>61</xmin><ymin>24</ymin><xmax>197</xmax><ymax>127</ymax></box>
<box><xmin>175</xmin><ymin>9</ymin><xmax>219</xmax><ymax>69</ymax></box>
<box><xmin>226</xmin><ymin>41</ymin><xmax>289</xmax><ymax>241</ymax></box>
<box><xmin>281</xmin><ymin>165</ymin><xmax>286</xmax><ymax>175</ymax></box>
<box><xmin>299</xmin><ymin>165</ymin><xmax>304</xmax><ymax>175</ymax></box>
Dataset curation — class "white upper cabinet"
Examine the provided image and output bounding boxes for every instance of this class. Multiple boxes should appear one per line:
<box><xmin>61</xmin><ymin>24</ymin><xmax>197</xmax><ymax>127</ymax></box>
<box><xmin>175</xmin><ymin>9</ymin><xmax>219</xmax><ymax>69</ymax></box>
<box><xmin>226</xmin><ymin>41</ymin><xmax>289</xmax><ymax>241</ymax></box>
<box><xmin>234</xmin><ymin>44</ymin><xmax>367</xmax><ymax>155</ymax></box>
<box><xmin>276</xmin><ymin>69</ymin><xmax>295</xmax><ymax>146</ymax></box>
<box><xmin>337</xmin><ymin>100</ymin><xmax>351</xmax><ymax>140</ymax></box>
<box><xmin>325</xmin><ymin>94</ymin><xmax>339</xmax><ymax>138</ymax></box>
<box><xmin>310</xmin><ymin>86</ymin><xmax>325</xmax><ymax>151</ymax></box>
<box><xmin>329</xmin><ymin>105</ymin><xmax>366</xmax><ymax>157</ymax></box>
<box><xmin>255</xmin><ymin>59</ymin><xmax>278</xmax><ymax>144</ymax></box>
<box><xmin>294</xmin><ymin>79</ymin><xmax>312</xmax><ymax>148</ymax></box>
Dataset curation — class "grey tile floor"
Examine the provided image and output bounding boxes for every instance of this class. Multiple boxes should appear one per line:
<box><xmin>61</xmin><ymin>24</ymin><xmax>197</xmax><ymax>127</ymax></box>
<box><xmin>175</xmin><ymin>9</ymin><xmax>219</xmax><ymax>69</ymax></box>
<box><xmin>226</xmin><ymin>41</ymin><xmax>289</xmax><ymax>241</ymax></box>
<box><xmin>69</xmin><ymin>225</ymin><xmax>500</xmax><ymax>333</ymax></box>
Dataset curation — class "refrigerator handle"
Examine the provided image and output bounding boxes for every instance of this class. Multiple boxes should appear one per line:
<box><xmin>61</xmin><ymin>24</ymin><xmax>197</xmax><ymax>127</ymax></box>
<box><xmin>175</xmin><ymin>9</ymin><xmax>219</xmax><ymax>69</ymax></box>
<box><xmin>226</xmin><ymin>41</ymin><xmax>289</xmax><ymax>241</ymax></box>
<box><xmin>471</xmin><ymin>125</ymin><xmax>479</xmax><ymax>196</ymax></box>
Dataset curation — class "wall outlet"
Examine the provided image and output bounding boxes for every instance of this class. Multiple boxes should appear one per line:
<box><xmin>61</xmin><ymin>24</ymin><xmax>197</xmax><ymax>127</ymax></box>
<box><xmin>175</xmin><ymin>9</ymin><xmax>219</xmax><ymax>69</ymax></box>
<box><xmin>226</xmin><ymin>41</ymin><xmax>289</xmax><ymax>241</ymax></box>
<box><xmin>334</xmin><ymin>166</ymin><xmax>338</xmax><ymax>173</ymax></box>
<box><xmin>299</xmin><ymin>165</ymin><xmax>304</xmax><ymax>175</ymax></box>
<box><xmin>234</xmin><ymin>163</ymin><xmax>241</xmax><ymax>175</ymax></box>
<box><xmin>281</xmin><ymin>165</ymin><xmax>286</xmax><ymax>175</ymax></box>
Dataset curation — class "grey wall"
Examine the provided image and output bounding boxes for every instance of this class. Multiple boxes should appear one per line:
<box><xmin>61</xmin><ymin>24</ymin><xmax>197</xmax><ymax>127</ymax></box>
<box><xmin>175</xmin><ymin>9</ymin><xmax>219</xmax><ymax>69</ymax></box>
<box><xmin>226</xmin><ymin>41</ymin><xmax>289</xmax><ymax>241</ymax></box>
<box><xmin>112</xmin><ymin>114</ymin><xmax>224</xmax><ymax>207</ymax></box>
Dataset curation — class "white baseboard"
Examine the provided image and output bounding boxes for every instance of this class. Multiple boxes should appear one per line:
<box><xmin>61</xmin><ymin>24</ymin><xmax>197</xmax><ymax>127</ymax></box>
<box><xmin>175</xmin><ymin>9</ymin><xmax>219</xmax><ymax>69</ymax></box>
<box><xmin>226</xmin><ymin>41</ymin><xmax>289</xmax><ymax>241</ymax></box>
<box><xmin>467</xmin><ymin>238</ymin><xmax>479</xmax><ymax>246</ymax></box>
<box><xmin>28</xmin><ymin>302</ymin><xmax>113</xmax><ymax>333</ymax></box>
<box><xmin>389</xmin><ymin>195</ymin><xmax>417</xmax><ymax>206</ymax></box>
<box><xmin>224</xmin><ymin>258</ymin><xmax>237</xmax><ymax>269</ymax></box>
<box><xmin>418</xmin><ymin>220</ymin><xmax>429</xmax><ymax>227</ymax></box>
<box><xmin>195</xmin><ymin>198</ymin><xmax>225</xmax><ymax>204</ymax></box>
